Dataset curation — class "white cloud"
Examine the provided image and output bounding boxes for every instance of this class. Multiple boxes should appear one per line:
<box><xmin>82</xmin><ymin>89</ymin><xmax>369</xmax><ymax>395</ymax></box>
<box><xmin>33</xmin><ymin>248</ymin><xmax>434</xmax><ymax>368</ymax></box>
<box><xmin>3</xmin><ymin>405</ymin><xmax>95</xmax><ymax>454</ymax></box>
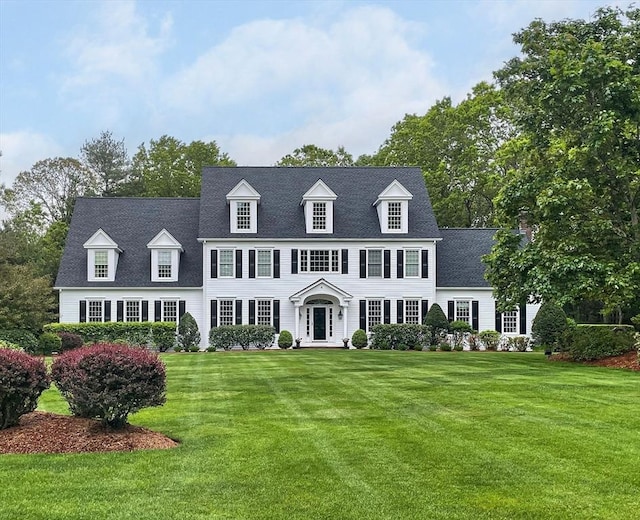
<box><xmin>0</xmin><ymin>132</ymin><xmax>64</xmax><ymax>187</ymax></box>
<box><xmin>166</xmin><ymin>5</ymin><xmax>445</xmax><ymax>164</ymax></box>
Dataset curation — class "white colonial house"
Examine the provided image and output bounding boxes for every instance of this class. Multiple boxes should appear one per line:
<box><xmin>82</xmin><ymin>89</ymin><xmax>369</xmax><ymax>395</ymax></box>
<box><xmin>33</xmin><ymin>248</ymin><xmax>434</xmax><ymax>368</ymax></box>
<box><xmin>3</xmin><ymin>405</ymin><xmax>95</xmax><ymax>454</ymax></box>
<box><xmin>55</xmin><ymin>167</ymin><xmax>537</xmax><ymax>347</ymax></box>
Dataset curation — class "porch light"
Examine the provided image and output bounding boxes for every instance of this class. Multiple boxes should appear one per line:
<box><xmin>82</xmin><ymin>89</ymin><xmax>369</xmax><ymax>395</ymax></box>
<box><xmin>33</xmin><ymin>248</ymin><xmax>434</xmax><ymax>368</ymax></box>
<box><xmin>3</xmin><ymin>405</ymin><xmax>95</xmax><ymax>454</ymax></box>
<box><xmin>338</xmin><ymin>309</ymin><xmax>343</xmax><ymax>319</ymax></box>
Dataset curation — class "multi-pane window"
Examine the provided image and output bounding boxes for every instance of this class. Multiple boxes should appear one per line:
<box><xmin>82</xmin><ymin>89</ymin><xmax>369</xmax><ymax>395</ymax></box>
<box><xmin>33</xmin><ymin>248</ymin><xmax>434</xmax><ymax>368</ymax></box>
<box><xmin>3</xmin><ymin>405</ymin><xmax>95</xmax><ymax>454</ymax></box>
<box><xmin>94</xmin><ymin>250</ymin><xmax>108</xmax><ymax>278</ymax></box>
<box><xmin>455</xmin><ymin>300</ymin><xmax>470</xmax><ymax>324</ymax></box>
<box><xmin>163</xmin><ymin>301</ymin><xmax>177</xmax><ymax>322</ymax></box>
<box><xmin>88</xmin><ymin>300</ymin><xmax>104</xmax><ymax>322</ymax></box>
<box><xmin>257</xmin><ymin>250</ymin><xmax>272</xmax><ymax>277</ymax></box>
<box><xmin>502</xmin><ymin>310</ymin><xmax>518</xmax><ymax>334</ymax></box>
<box><xmin>219</xmin><ymin>299</ymin><xmax>234</xmax><ymax>326</ymax></box>
<box><xmin>405</xmin><ymin>250</ymin><xmax>419</xmax><ymax>277</ymax></box>
<box><xmin>388</xmin><ymin>202</ymin><xmax>402</xmax><ymax>230</ymax></box>
<box><xmin>368</xmin><ymin>300</ymin><xmax>382</xmax><ymax>331</ymax></box>
<box><xmin>219</xmin><ymin>250</ymin><xmax>234</xmax><ymax>277</ymax></box>
<box><xmin>125</xmin><ymin>300</ymin><xmax>141</xmax><ymax>322</ymax></box>
<box><xmin>299</xmin><ymin>250</ymin><xmax>340</xmax><ymax>273</ymax></box>
<box><xmin>236</xmin><ymin>202</ymin><xmax>251</xmax><ymax>230</ymax></box>
<box><xmin>368</xmin><ymin>249</ymin><xmax>382</xmax><ymax>277</ymax></box>
<box><xmin>158</xmin><ymin>250</ymin><xmax>172</xmax><ymax>278</ymax></box>
<box><xmin>257</xmin><ymin>299</ymin><xmax>272</xmax><ymax>326</ymax></box>
<box><xmin>312</xmin><ymin>202</ymin><xmax>326</xmax><ymax>230</ymax></box>
<box><xmin>405</xmin><ymin>299</ymin><xmax>420</xmax><ymax>324</ymax></box>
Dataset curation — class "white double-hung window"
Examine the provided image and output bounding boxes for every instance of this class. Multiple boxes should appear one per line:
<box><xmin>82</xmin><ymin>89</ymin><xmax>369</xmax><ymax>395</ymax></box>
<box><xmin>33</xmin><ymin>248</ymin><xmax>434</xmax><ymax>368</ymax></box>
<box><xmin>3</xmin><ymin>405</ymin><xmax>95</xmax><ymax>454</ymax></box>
<box><xmin>147</xmin><ymin>229</ymin><xmax>182</xmax><ymax>282</ymax></box>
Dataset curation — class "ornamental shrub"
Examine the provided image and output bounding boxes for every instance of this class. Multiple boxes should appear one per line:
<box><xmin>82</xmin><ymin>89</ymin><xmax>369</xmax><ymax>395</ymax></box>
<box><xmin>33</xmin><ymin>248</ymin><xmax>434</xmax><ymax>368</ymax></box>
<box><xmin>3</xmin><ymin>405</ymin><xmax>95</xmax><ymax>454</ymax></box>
<box><xmin>450</xmin><ymin>320</ymin><xmax>472</xmax><ymax>350</ymax></box>
<box><xmin>567</xmin><ymin>325</ymin><xmax>635</xmax><ymax>361</ymax></box>
<box><xmin>0</xmin><ymin>349</ymin><xmax>50</xmax><ymax>429</ymax></box>
<box><xmin>531</xmin><ymin>302</ymin><xmax>568</xmax><ymax>350</ymax></box>
<box><xmin>39</xmin><ymin>332</ymin><xmax>61</xmax><ymax>355</ymax></box>
<box><xmin>468</xmin><ymin>334</ymin><xmax>481</xmax><ymax>351</ymax></box>
<box><xmin>278</xmin><ymin>330</ymin><xmax>293</xmax><ymax>349</ymax></box>
<box><xmin>479</xmin><ymin>330</ymin><xmax>501</xmax><ymax>351</ymax></box>
<box><xmin>424</xmin><ymin>304</ymin><xmax>450</xmax><ymax>345</ymax></box>
<box><xmin>439</xmin><ymin>341</ymin><xmax>452</xmax><ymax>352</ymax></box>
<box><xmin>370</xmin><ymin>324</ymin><xmax>427</xmax><ymax>350</ymax></box>
<box><xmin>51</xmin><ymin>344</ymin><xmax>166</xmax><ymax>429</ymax></box>
<box><xmin>507</xmin><ymin>336</ymin><xmax>530</xmax><ymax>352</ymax></box>
<box><xmin>177</xmin><ymin>313</ymin><xmax>200</xmax><ymax>351</ymax></box>
<box><xmin>352</xmin><ymin>329</ymin><xmax>368</xmax><ymax>349</ymax></box>
<box><xmin>0</xmin><ymin>339</ymin><xmax>22</xmax><ymax>350</ymax></box>
<box><xmin>58</xmin><ymin>332</ymin><xmax>84</xmax><ymax>352</ymax></box>
<box><xmin>0</xmin><ymin>329</ymin><xmax>39</xmax><ymax>354</ymax></box>
<box><xmin>209</xmin><ymin>325</ymin><xmax>276</xmax><ymax>350</ymax></box>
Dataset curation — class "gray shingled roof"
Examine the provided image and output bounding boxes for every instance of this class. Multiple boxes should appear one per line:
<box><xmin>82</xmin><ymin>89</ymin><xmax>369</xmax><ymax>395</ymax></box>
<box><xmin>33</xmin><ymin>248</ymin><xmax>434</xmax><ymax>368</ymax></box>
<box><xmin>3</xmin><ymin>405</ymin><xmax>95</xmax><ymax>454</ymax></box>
<box><xmin>436</xmin><ymin>228</ymin><xmax>499</xmax><ymax>288</ymax></box>
<box><xmin>56</xmin><ymin>198</ymin><xmax>202</xmax><ymax>288</ymax></box>
<box><xmin>198</xmin><ymin>167</ymin><xmax>441</xmax><ymax>239</ymax></box>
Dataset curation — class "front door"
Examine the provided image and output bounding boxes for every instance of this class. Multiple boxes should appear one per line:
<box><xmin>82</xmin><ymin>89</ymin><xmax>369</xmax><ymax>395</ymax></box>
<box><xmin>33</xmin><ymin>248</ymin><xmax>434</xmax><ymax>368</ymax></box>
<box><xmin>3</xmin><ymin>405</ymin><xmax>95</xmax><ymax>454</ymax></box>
<box><xmin>313</xmin><ymin>307</ymin><xmax>326</xmax><ymax>340</ymax></box>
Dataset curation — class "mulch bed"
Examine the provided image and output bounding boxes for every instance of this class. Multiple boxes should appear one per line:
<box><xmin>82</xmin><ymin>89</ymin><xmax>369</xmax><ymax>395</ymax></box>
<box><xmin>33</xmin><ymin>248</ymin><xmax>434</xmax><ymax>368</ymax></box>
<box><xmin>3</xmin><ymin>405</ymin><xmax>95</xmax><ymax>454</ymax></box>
<box><xmin>0</xmin><ymin>412</ymin><xmax>179</xmax><ymax>455</ymax></box>
<box><xmin>551</xmin><ymin>350</ymin><xmax>640</xmax><ymax>371</ymax></box>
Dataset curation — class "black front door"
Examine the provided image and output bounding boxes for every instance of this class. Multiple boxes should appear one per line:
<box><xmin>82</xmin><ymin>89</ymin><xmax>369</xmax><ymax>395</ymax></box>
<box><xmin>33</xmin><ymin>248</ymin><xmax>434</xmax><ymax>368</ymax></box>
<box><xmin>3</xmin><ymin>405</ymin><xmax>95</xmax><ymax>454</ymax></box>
<box><xmin>313</xmin><ymin>307</ymin><xmax>326</xmax><ymax>340</ymax></box>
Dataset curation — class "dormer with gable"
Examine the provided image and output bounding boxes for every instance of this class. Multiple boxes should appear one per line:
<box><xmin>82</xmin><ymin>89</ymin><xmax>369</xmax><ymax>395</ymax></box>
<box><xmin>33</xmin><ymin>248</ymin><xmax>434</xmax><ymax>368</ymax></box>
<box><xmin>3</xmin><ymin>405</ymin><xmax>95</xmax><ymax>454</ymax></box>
<box><xmin>226</xmin><ymin>179</ymin><xmax>261</xmax><ymax>233</ymax></box>
<box><xmin>147</xmin><ymin>229</ymin><xmax>184</xmax><ymax>282</ymax></box>
<box><xmin>374</xmin><ymin>180</ymin><xmax>413</xmax><ymax>234</ymax></box>
<box><xmin>301</xmin><ymin>179</ymin><xmax>337</xmax><ymax>234</ymax></box>
<box><xmin>83</xmin><ymin>229</ymin><xmax>122</xmax><ymax>282</ymax></box>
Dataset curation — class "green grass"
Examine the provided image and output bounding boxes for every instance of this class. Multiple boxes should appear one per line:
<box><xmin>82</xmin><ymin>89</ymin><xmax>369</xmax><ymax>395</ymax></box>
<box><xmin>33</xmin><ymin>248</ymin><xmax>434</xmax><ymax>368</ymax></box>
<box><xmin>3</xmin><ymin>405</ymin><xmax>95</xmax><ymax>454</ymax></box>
<box><xmin>1</xmin><ymin>351</ymin><xmax>639</xmax><ymax>519</ymax></box>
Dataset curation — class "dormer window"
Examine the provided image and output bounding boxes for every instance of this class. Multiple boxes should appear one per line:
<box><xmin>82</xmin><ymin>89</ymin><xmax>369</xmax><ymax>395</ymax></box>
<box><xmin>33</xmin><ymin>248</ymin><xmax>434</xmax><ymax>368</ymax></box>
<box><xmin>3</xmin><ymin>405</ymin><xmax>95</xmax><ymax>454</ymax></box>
<box><xmin>227</xmin><ymin>180</ymin><xmax>261</xmax><ymax>233</ymax></box>
<box><xmin>147</xmin><ymin>229</ymin><xmax>183</xmax><ymax>282</ymax></box>
<box><xmin>374</xmin><ymin>180</ymin><xmax>413</xmax><ymax>234</ymax></box>
<box><xmin>302</xmin><ymin>180</ymin><xmax>337</xmax><ymax>234</ymax></box>
<box><xmin>83</xmin><ymin>229</ymin><xmax>121</xmax><ymax>282</ymax></box>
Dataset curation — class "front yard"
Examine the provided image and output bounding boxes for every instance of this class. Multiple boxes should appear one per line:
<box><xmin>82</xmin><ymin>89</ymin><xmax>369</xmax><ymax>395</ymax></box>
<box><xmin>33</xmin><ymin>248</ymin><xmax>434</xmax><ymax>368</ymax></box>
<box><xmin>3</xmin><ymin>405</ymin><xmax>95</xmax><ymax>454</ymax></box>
<box><xmin>1</xmin><ymin>351</ymin><xmax>638</xmax><ymax>519</ymax></box>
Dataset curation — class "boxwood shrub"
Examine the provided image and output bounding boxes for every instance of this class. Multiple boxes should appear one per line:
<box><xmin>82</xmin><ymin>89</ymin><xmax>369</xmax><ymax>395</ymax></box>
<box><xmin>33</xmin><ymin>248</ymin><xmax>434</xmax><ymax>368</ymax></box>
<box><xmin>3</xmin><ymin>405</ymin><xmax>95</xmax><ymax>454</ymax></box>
<box><xmin>351</xmin><ymin>329</ymin><xmax>368</xmax><ymax>349</ymax></box>
<box><xmin>209</xmin><ymin>325</ymin><xmax>276</xmax><ymax>351</ymax></box>
<box><xmin>278</xmin><ymin>330</ymin><xmax>293</xmax><ymax>349</ymax></box>
<box><xmin>39</xmin><ymin>332</ymin><xmax>62</xmax><ymax>355</ymax></box>
<box><xmin>0</xmin><ymin>349</ymin><xmax>50</xmax><ymax>429</ymax></box>
<box><xmin>51</xmin><ymin>344</ymin><xmax>166</xmax><ymax>429</ymax></box>
<box><xmin>43</xmin><ymin>322</ymin><xmax>177</xmax><ymax>352</ymax></box>
<box><xmin>370</xmin><ymin>324</ymin><xmax>427</xmax><ymax>350</ymax></box>
<box><xmin>567</xmin><ymin>325</ymin><xmax>636</xmax><ymax>361</ymax></box>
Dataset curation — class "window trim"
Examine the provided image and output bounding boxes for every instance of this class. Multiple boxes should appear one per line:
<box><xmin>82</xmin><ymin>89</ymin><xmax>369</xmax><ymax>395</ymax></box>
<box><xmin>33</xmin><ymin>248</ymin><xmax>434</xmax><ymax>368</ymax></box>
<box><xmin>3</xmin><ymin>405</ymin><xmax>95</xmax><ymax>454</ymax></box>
<box><xmin>161</xmin><ymin>300</ymin><xmax>178</xmax><ymax>323</ymax></box>
<box><xmin>124</xmin><ymin>300</ymin><xmax>142</xmax><ymax>323</ymax></box>
<box><xmin>218</xmin><ymin>299</ymin><xmax>235</xmax><ymax>326</ymax></box>
<box><xmin>404</xmin><ymin>249</ymin><xmax>420</xmax><ymax>278</ymax></box>
<box><xmin>298</xmin><ymin>249</ymin><xmax>340</xmax><ymax>273</ymax></box>
<box><xmin>455</xmin><ymin>300</ymin><xmax>471</xmax><ymax>324</ymax></box>
<box><xmin>404</xmin><ymin>298</ymin><xmax>421</xmax><ymax>325</ymax></box>
<box><xmin>256</xmin><ymin>249</ymin><xmax>273</xmax><ymax>278</ymax></box>
<box><xmin>87</xmin><ymin>299</ymin><xmax>105</xmax><ymax>322</ymax></box>
<box><xmin>367</xmin><ymin>299</ymin><xmax>383</xmax><ymax>332</ymax></box>
<box><xmin>367</xmin><ymin>249</ymin><xmax>383</xmax><ymax>278</ymax></box>
<box><xmin>256</xmin><ymin>298</ymin><xmax>273</xmax><ymax>326</ymax></box>
<box><xmin>502</xmin><ymin>309</ymin><xmax>519</xmax><ymax>335</ymax></box>
<box><xmin>218</xmin><ymin>249</ymin><xmax>235</xmax><ymax>278</ymax></box>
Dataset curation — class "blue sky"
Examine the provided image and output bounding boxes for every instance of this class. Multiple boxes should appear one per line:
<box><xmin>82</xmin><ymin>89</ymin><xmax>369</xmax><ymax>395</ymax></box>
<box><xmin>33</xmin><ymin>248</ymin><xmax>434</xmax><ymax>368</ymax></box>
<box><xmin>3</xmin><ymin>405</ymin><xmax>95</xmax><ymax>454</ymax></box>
<box><xmin>0</xmin><ymin>0</ymin><xmax>616</xmax><ymax>188</ymax></box>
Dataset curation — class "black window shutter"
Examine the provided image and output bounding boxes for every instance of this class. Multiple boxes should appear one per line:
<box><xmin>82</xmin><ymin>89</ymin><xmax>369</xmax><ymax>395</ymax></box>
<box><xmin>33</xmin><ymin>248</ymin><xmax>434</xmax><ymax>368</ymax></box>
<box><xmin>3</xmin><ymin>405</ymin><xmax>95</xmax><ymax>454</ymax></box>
<box><xmin>249</xmin><ymin>300</ymin><xmax>256</xmax><ymax>325</ymax></box>
<box><xmin>104</xmin><ymin>300</ymin><xmax>111</xmax><ymax>322</ymax></box>
<box><xmin>359</xmin><ymin>250</ymin><xmax>366</xmax><ymax>278</ymax></box>
<box><xmin>384</xmin><ymin>300</ymin><xmax>391</xmax><ymax>324</ymax></box>
<box><xmin>79</xmin><ymin>301</ymin><xmax>87</xmax><ymax>323</ymax></box>
<box><xmin>210</xmin><ymin>300</ymin><xmax>217</xmax><ymax>328</ymax></box>
<box><xmin>472</xmin><ymin>301</ymin><xmax>479</xmax><ymax>332</ymax></box>
<box><xmin>273</xmin><ymin>300</ymin><xmax>280</xmax><ymax>332</ymax></box>
<box><xmin>421</xmin><ymin>300</ymin><xmax>428</xmax><ymax>323</ymax></box>
<box><xmin>421</xmin><ymin>250</ymin><xmax>429</xmax><ymax>278</ymax></box>
<box><xmin>291</xmin><ymin>249</ymin><xmax>298</xmax><ymax>274</ymax></box>
<box><xmin>179</xmin><ymin>300</ymin><xmax>186</xmax><ymax>319</ymax></box>
<box><xmin>397</xmin><ymin>250</ymin><xmax>404</xmax><ymax>279</ymax></box>
<box><xmin>211</xmin><ymin>250</ymin><xmax>217</xmax><ymax>278</ymax></box>
<box><xmin>341</xmin><ymin>249</ymin><xmax>348</xmax><ymax>274</ymax></box>
<box><xmin>519</xmin><ymin>303</ymin><xmax>527</xmax><ymax>335</ymax></box>
<box><xmin>117</xmin><ymin>301</ymin><xmax>124</xmax><ymax>322</ymax></box>
<box><xmin>235</xmin><ymin>300</ymin><xmax>242</xmax><ymax>324</ymax></box>
<box><xmin>447</xmin><ymin>301</ymin><xmax>454</xmax><ymax>322</ymax></box>
<box><xmin>249</xmin><ymin>250</ymin><xmax>256</xmax><ymax>278</ymax></box>
<box><xmin>495</xmin><ymin>301</ymin><xmax>502</xmax><ymax>333</ymax></box>
<box><xmin>397</xmin><ymin>300</ymin><xmax>404</xmax><ymax>324</ymax></box>
<box><xmin>274</xmin><ymin>250</ymin><xmax>280</xmax><ymax>278</ymax></box>
<box><xmin>154</xmin><ymin>301</ymin><xmax>162</xmax><ymax>322</ymax></box>
<box><xmin>142</xmin><ymin>301</ymin><xmax>149</xmax><ymax>321</ymax></box>
<box><xmin>359</xmin><ymin>300</ymin><xmax>367</xmax><ymax>330</ymax></box>
<box><xmin>384</xmin><ymin>250</ymin><xmax>391</xmax><ymax>278</ymax></box>
<box><xmin>235</xmin><ymin>250</ymin><xmax>243</xmax><ymax>278</ymax></box>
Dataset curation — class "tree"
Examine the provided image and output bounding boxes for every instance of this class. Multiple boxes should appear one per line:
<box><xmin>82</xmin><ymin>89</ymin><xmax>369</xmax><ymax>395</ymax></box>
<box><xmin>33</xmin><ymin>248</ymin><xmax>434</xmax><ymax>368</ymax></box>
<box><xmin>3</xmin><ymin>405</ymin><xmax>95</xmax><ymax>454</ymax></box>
<box><xmin>1</xmin><ymin>157</ymin><xmax>98</xmax><ymax>225</ymax></box>
<box><xmin>486</xmin><ymin>7</ymin><xmax>640</xmax><ymax>320</ymax></box>
<box><xmin>275</xmin><ymin>144</ymin><xmax>354</xmax><ymax>167</ymax></box>
<box><xmin>372</xmin><ymin>82</ymin><xmax>514</xmax><ymax>227</ymax></box>
<box><xmin>423</xmin><ymin>303</ymin><xmax>450</xmax><ymax>345</ymax></box>
<box><xmin>129</xmin><ymin>135</ymin><xmax>235</xmax><ymax>197</ymax></box>
<box><xmin>80</xmin><ymin>131</ymin><xmax>131</xmax><ymax>196</ymax></box>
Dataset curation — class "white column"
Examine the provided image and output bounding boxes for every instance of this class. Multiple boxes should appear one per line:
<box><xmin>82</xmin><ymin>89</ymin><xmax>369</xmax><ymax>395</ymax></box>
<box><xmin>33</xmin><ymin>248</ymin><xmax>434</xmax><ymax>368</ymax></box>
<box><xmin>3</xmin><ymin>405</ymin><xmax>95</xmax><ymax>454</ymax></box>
<box><xmin>342</xmin><ymin>304</ymin><xmax>348</xmax><ymax>340</ymax></box>
<box><xmin>294</xmin><ymin>303</ymin><xmax>301</xmax><ymax>340</ymax></box>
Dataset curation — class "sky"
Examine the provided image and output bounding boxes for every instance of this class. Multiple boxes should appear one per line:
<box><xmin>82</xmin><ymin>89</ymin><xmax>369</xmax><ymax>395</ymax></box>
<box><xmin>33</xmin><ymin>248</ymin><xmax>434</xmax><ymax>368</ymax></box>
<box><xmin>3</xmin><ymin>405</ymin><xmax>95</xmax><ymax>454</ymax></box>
<box><xmin>0</xmin><ymin>0</ymin><xmax>618</xmax><ymax>189</ymax></box>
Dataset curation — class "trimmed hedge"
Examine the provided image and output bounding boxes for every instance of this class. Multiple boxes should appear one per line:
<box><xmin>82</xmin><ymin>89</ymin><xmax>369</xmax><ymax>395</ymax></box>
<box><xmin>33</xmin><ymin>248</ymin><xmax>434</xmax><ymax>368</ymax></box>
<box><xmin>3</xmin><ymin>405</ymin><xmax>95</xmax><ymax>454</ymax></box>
<box><xmin>351</xmin><ymin>329</ymin><xmax>368</xmax><ymax>349</ymax></box>
<box><xmin>0</xmin><ymin>349</ymin><xmax>50</xmax><ymax>429</ymax></box>
<box><xmin>370</xmin><ymin>324</ymin><xmax>427</xmax><ymax>350</ymax></box>
<box><xmin>209</xmin><ymin>325</ymin><xmax>276</xmax><ymax>351</ymax></box>
<box><xmin>51</xmin><ymin>344</ymin><xmax>166</xmax><ymax>429</ymax></box>
<box><xmin>43</xmin><ymin>322</ymin><xmax>177</xmax><ymax>352</ymax></box>
<box><xmin>278</xmin><ymin>330</ymin><xmax>293</xmax><ymax>349</ymax></box>
<box><xmin>567</xmin><ymin>325</ymin><xmax>636</xmax><ymax>361</ymax></box>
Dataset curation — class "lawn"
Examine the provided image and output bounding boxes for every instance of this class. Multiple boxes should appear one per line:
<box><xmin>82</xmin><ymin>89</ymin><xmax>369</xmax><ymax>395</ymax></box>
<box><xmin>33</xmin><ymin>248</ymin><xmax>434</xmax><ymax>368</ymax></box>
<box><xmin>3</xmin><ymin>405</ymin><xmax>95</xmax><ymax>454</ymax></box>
<box><xmin>1</xmin><ymin>351</ymin><xmax>638</xmax><ymax>520</ymax></box>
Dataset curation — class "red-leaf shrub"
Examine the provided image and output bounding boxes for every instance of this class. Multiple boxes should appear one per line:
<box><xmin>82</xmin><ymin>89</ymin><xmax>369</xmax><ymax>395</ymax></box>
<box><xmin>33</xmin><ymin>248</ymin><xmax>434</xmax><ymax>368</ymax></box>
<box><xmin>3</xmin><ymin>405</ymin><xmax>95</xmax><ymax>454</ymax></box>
<box><xmin>51</xmin><ymin>344</ymin><xmax>166</xmax><ymax>429</ymax></box>
<box><xmin>0</xmin><ymin>349</ymin><xmax>50</xmax><ymax>429</ymax></box>
<box><xmin>57</xmin><ymin>332</ymin><xmax>84</xmax><ymax>352</ymax></box>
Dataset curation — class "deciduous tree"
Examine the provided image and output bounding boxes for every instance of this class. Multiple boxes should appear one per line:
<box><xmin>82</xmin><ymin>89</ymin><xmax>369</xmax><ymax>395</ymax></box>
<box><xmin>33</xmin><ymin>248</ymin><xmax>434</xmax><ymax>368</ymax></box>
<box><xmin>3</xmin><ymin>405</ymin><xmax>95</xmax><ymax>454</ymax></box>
<box><xmin>275</xmin><ymin>144</ymin><xmax>354</xmax><ymax>167</ymax></box>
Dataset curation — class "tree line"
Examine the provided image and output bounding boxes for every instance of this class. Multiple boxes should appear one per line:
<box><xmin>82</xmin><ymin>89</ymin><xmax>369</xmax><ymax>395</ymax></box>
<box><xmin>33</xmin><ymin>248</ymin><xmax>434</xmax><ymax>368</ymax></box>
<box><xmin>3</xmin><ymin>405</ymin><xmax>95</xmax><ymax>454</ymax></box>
<box><xmin>1</xmin><ymin>5</ymin><xmax>638</xmax><ymax>331</ymax></box>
